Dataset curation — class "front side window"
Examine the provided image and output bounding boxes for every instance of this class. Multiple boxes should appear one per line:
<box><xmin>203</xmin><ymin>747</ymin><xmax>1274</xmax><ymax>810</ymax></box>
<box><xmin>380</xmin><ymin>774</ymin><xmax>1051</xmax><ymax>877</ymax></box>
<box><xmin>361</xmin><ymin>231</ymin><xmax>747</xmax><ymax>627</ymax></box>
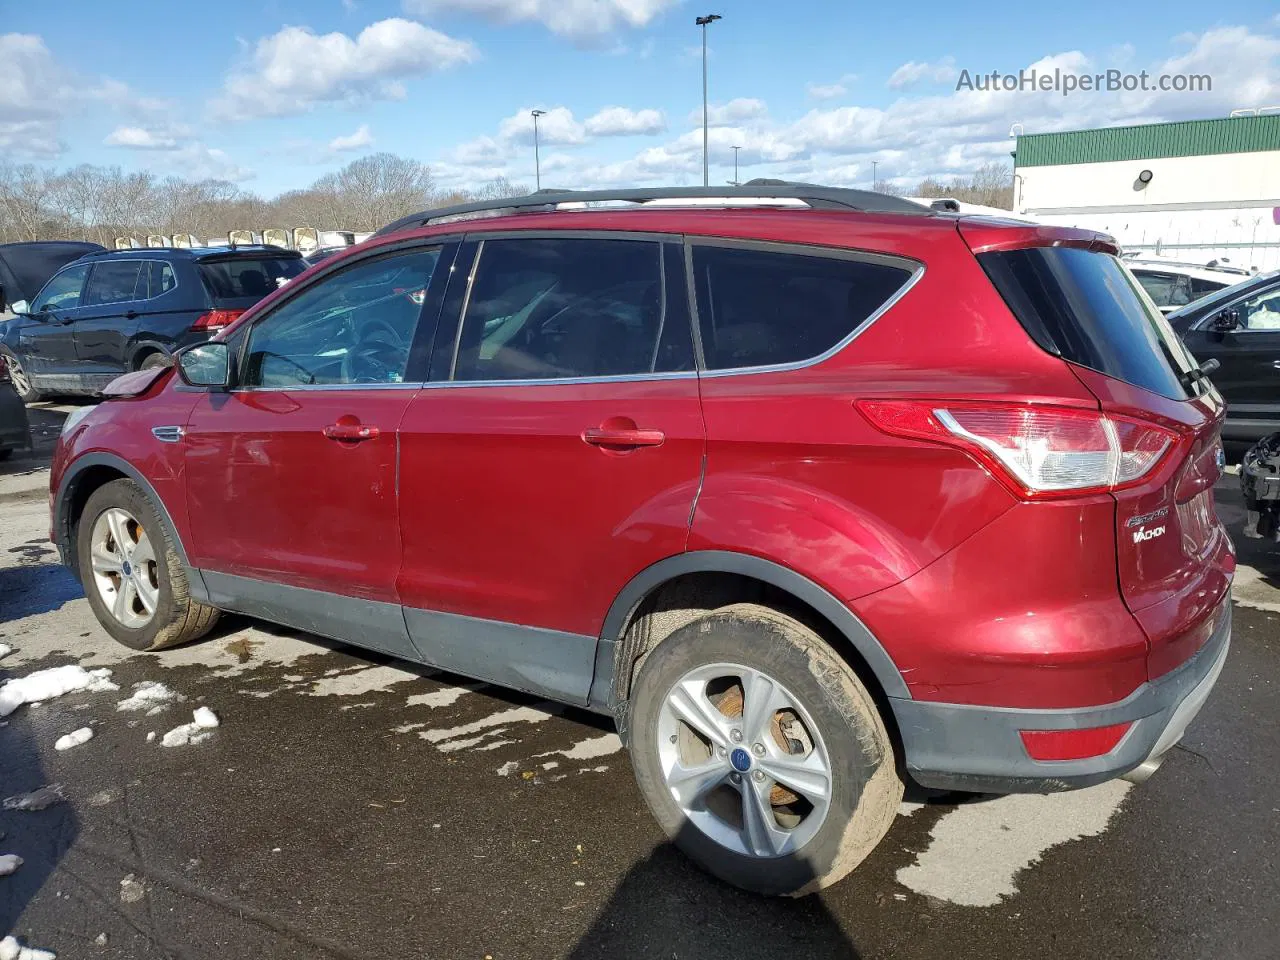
<box><xmin>1241</xmin><ymin>290</ymin><xmax>1280</xmax><ymax>331</ymax></box>
<box><xmin>31</xmin><ymin>263</ymin><xmax>91</xmax><ymax>313</ymax></box>
<box><xmin>84</xmin><ymin>260</ymin><xmax>144</xmax><ymax>307</ymax></box>
<box><xmin>691</xmin><ymin>244</ymin><xmax>915</xmax><ymax>371</ymax></box>
<box><xmin>242</xmin><ymin>248</ymin><xmax>440</xmax><ymax>388</ymax></box>
<box><xmin>452</xmin><ymin>237</ymin><xmax>690</xmax><ymax>382</ymax></box>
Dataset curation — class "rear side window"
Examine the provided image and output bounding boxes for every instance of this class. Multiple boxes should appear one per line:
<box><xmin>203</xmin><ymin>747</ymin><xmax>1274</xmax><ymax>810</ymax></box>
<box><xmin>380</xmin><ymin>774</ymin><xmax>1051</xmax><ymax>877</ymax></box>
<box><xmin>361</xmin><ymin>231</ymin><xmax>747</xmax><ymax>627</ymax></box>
<box><xmin>199</xmin><ymin>257</ymin><xmax>306</xmax><ymax>304</ymax></box>
<box><xmin>1190</xmin><ymin>277</ymin><xmax>1229</xmax><ymax>298</ymax></box>
<box><xmin>979</xmin><ymin>247</ymin><xmax>1198</xmax><ymax>400</ymax></box>
<box><xmin>84</xmin><ymin>260</ymin><xmax>144</xmax><ymax>306</ymax></box>
<box><xmin>1132</xmin><ymin>271</ymin><xmax>1192</xmax><ymax>309</ymax></box>
<box><xmin>142</xmin><ymin>261</ymin><xmax>177</xmax><ymax>299</ymax></box>
<box><xmin>452</xmin><ymin>237</ymin><xmax>693</xmax><ymax>382</ymax></box>
<box><xmin>690</xmin><ymin>244</ymin><xmax>914</xmax><ymax>371</ymax></box>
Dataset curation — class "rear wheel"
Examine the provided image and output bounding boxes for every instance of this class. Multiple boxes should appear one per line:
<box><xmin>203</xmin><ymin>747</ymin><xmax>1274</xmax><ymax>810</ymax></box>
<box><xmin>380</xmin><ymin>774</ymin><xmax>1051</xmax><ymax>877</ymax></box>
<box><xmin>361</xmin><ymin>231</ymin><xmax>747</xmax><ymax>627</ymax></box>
<box><xmin>77</xmin><ymin>479</ymin><xmax>219</xmax><ymax>651</ymax></box>
<box><xmin>627</xmin><ymin>603</ymin><xmax>902</xmax><ymax>896</ymax></box>
<box><xmin>139</xmin><ymin>352</ymin><xmax>170</xmax><ymax>371</ymax></box>
<box><xmin>1</xmin><ymin>351</ymin><xmax>42</xmax><ymax>403</ymax></box>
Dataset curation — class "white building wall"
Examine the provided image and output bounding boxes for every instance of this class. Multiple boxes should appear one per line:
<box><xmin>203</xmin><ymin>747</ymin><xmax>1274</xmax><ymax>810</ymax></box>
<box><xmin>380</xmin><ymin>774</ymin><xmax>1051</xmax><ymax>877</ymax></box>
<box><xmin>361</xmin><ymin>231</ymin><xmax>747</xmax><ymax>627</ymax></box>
<box><xmin>1015</xmin><ymin>150</ymin><xmax>1280</xmax><ymax>272</ymax></box>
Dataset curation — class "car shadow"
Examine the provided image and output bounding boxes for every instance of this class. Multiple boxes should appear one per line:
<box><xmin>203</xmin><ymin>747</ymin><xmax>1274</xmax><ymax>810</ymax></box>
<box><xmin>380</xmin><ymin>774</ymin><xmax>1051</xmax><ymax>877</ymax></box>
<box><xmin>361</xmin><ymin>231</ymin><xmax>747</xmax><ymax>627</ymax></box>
<box><xmin>0</xmin><ymin>683</ymin><xmax>78</xmax><ymax>942</ymax></box>
<box><xmin>0</xmin><ymin>552</ymin><xmax>84</xmax><ymax>619</ymax></box>
<box><xmin>566</xmin><ymin>821</ymin><xmax>862</xmax><ymax>960</ymax></box>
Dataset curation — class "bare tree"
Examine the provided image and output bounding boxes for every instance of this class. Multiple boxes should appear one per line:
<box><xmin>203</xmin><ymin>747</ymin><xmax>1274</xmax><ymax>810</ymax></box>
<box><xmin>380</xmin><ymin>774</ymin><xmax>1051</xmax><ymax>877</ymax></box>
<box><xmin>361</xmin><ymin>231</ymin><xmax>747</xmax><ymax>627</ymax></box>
<box><xmin>328</xmin><ymin>153</ymin><xmax>435</xmax><ymax>232</ymax></box>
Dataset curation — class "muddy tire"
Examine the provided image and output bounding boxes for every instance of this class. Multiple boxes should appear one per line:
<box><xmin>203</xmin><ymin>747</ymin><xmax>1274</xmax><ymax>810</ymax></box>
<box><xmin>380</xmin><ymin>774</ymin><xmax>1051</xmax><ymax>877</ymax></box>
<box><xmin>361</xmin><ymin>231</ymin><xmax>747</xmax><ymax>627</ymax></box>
<box><xmin>628</xmin><ymin>603</ymin><xmax>902</xmax><ymax>896</ymax></box>
<box><xmin>77</xmin><ymin>478</ymin><xmax>219</xmax><ymax>651</ymax></box>
<box><xmin>139</xmin><ymin>352</ymin><xmax>170</xmax><ymax>371</ymax></box>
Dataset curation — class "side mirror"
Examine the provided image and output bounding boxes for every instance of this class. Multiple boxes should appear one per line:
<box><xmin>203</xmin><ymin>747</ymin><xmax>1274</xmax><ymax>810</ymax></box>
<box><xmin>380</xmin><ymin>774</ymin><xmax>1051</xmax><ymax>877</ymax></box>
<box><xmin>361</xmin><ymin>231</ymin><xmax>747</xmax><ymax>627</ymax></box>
<box><xmin>9</xmin><ymin>300</ymin><xmax>29</xmax><ymax>316</ymax></box>
<box><xmin>177</xmin><ymin>342</ymin><xmax>230</xmax><ymax>388</ymax></box>
<box><xmin>1210</xmin><ymin>308</ymin><xmax>1241</xmax><ymax>332</ymax></box>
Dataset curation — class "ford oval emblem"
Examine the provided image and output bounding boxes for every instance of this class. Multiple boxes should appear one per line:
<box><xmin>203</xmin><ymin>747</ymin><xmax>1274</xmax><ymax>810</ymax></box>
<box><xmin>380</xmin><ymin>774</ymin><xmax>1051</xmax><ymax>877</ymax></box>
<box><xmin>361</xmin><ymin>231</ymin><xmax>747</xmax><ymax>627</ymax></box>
<box><xmin>730</xmin><ymin>747</ymin><xmax>753</xmax><ymax>772</ymax></box>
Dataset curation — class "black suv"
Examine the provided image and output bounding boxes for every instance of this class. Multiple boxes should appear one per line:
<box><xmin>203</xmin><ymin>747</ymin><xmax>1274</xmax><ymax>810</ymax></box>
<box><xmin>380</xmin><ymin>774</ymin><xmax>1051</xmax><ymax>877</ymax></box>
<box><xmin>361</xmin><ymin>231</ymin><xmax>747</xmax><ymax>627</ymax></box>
<box><xmin>0</xmin><ymin>246</ymin><xmax>306</xmax><ymax>401</ymax></box>
<box><xmin>1170</xmin><ymin>269</ymin><xmax>1280</xmax><ymax>441</ymax></box>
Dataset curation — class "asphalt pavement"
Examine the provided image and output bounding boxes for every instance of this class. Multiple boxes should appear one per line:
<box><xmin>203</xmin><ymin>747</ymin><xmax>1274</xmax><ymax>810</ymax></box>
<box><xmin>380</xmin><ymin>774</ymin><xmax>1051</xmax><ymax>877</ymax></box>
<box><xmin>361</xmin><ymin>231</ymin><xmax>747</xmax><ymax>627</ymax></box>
<box><xmin>1</xmin><ymin>410</ymin><xmax>1278</xmax><ymax>959</ymax></box>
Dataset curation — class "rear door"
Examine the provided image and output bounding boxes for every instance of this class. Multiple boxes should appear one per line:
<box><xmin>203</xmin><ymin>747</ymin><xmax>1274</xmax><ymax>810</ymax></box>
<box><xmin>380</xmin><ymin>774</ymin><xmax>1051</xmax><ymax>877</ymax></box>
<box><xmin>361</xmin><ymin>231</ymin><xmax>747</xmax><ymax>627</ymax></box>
<box><xmin>977</xmin><ymin>242</ymin><xmax>1233</xmax><ymax>676</ymax></box>
<box><xmin>74</xmin><ymin>258</ymin><xmax>145</xmax><ymax>387</ymax></box>
<box><xmin>396</xmin><ymin>234</ymin><xmax>703</xmax><ymax>704</ymax></box>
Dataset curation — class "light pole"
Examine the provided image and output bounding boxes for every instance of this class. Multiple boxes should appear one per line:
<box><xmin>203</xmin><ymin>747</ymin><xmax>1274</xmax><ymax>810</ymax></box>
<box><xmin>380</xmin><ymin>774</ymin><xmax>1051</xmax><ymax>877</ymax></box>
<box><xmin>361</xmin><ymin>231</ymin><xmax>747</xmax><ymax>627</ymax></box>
<box><xmin>531</xmin><ymin>109</ymin><xmax>546</xmax><ymax>191</ymax></box>
<box><xmin>731</xmin><ymin>145</ymin><xmax>741</xmax><ymax>186</ymax></box>
<box><xmin>696</xmin><ymin>14</ymin><xmax>721</xmax><ymax>187</ymax></box>
<box><xmin>871</xmin><ymin>160</ymin><xmax>878</xmax><ymax>192</ymax></box>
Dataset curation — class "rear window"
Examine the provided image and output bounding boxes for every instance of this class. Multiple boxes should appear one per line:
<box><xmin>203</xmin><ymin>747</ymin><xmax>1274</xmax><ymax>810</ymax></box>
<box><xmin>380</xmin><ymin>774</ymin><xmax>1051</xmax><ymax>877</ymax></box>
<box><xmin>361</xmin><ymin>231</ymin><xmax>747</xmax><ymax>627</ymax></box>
<box><xmin>978</xmin><ymin>247</ymin><xmax>1199</xmax><ymax>400</ymax></box>
<box><xmin>198</xmin><ymin>257</ymin><xmax>306</xmax><ymax>303</ymax></box>
<box><xmin>691</xmin><ymin>244</ymin><xmax>915</xmax><ymax>371</ymax></box>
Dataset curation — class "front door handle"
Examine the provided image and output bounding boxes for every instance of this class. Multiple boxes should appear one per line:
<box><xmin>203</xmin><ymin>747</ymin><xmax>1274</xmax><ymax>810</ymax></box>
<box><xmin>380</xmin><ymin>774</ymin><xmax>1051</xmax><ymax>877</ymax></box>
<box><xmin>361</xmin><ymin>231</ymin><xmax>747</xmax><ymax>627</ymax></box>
<box><xmin>323</xmin><ymin>421</ymin><xmax>380</xmax><ymax>442</ymax></box>
<box><xmin>582</xmin><ymin>425</ymin><xmax>665</xmax><ymax>448</ymax></box>
<box><xmin>125</xmin><ymin>310</ymin><xmax>138</xmax><ymax>320</ymax></box>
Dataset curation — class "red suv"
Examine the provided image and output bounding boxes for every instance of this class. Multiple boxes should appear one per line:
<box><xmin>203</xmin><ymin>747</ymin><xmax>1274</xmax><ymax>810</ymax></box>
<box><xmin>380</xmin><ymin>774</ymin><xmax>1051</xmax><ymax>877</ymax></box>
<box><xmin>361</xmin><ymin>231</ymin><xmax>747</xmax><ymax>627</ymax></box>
<box><xmin>50</xmin><ymin>184</ymin><xmax>1234</xmax><ymax>896</ymax></box>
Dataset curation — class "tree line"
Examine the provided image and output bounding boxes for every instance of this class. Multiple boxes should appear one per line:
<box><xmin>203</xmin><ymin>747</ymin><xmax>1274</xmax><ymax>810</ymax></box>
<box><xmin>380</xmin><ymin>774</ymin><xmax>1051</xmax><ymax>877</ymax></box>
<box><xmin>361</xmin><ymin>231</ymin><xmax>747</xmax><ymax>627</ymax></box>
<box><xmin>874</xmin><ymin>162</ymin><xmax>1015</xmax><ymax>209</ymax></box>
<box><xmin>0</xmin><ymin>153</ymin><xmax>528</xmax><ymax>247</ymax></box>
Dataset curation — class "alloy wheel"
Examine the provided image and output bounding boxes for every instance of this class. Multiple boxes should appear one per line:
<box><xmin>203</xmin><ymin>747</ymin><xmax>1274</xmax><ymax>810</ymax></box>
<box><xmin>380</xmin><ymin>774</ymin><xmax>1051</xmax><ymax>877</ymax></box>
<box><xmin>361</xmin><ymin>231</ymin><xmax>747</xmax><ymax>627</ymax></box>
<box><xmin>656</xmin><ymin>661</ymin><xmax>832</xmax><ymax>859</ymax></box>
<box><xmin>4</xmin><ymin>355</ymin><xmax>31</xmax><ymax>397</ymax></box>
<box><xmin>89</xmin><ymin>508</ymin><xmax>159</xmax><ymax>629</ymax></box>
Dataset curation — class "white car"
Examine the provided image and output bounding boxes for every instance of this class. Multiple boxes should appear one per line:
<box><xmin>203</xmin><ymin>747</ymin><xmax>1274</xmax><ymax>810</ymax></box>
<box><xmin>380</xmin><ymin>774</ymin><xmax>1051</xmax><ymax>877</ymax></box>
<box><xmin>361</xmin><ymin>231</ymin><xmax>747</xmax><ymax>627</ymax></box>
<box><xmin>1123</xmin><ymin>257</ymin><xmax>1245</xmax><ymax>315</ymax></box>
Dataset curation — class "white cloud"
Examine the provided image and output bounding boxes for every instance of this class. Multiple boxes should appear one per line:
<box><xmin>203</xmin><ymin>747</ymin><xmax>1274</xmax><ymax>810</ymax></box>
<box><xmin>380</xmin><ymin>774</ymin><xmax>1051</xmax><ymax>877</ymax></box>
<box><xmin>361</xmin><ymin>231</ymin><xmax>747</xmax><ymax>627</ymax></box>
<box><xmin>170</xmin><ymin>144</ymin><xmax>254</xmax><ymax>182</ymax></box>
<box><xmin>104</xmin><ymin>125</ymin><xmax>183</xmax><ymax>149</ymax></box>
<box><xmin>329</xmin><ymin>124</ymin><xmax>375</xmax><ymax>152</ymax></box>
<box><xmin>583</xmin><ymin>106</ymin><xmax>666</xmax><ymax>136</ymax></box>
<box><xmin>887</xmin><ymin>56</ymin><xmax>958</xmax><ymax>89</ymax></box>
<box><xmin>212</xmin><ymin>18</ymin><xmax>477</xmax><ymax>121</ymax></box>
<box><xmin>806</xmin><ymin>82</ymin><xmax>847</xmax><ymax>101</ymax></box>
<box><xmin>403</xmin><ymin>0</ymin><xmax>678</xmax><ymax>40</ymax></box>
<box><xmin>499</xmin><ymin>106</ymin><xmax>584</xmax><ymax>145</ymax></box>
<box><xmin>687</xmin><ymin>97</ymin><xmax>769</xmax><ymax>127</ymax></box>
<box><xmin>0</xmin><ymin>33</ymin><xmax>79</xmax><ymax>155</ymax></box>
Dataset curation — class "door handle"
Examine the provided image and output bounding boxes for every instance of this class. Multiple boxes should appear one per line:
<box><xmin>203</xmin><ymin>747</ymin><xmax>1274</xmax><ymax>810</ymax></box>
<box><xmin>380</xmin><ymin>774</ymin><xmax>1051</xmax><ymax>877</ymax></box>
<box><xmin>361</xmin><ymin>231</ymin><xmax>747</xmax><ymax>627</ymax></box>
<box><xmin>323</xmin><ymin>422</ymin><xmax>380</xmax><ymax>442</ymax></box>
<box><xmin>582</xmin><ymin>426</ymin><xmax>665</xmax><ymax>448</ymax></box>
<box><xmin>125</xmin><ymin>310</ymin><xmax>138</xmax><ymax>320</ymax></box>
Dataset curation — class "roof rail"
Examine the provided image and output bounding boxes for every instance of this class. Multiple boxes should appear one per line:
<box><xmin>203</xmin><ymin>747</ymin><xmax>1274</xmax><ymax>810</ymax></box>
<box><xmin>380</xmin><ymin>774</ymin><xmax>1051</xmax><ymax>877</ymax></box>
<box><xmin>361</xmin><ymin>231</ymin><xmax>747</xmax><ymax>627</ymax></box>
<box><xmin>373</xmin><ymin>179</ymin><xmax>933</xmax><ymax>238</ymax></box>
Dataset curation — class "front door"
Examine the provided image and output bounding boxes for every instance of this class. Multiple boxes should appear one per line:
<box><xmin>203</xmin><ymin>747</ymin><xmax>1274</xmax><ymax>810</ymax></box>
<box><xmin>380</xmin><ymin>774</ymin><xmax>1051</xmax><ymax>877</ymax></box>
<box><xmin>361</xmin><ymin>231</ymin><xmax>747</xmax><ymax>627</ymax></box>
<box><xmin>19</xmin><ymin>262</ymin><xmax>91</xmax><ymax>383</ymax></box>
<box><xmin>397</xmin><ymin>236</ymin><xmax>703</xmax><ymax>704</ymax></box>
<box><xmin>183</xmin><ymin>242</ymin><xmax>447</xmax><ymax>658</ymax></box>
<box><xmin>75</xmin><ymin>258</ymin><xmax>146</xmax><ymax>389</ymax></box>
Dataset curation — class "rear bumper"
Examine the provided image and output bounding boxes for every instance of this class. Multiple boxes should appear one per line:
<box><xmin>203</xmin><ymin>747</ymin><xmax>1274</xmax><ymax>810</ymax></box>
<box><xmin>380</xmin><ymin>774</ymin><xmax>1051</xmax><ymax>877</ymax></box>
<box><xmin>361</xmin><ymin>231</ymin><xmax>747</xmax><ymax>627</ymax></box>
<box><xmin>892</xmin><ymin>601</ymin><xmax>1231</xmax><ymax>793</ymax></box>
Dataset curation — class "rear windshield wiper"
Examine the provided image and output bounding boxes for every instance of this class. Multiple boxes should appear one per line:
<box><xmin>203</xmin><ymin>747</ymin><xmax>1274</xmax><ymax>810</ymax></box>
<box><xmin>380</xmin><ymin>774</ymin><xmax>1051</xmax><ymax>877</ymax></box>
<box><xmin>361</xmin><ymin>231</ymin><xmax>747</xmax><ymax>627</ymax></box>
<box><xmin>1180</xmin><ymin>357</ymin><xmax>1220</xmax><ymax>391</ymax></box>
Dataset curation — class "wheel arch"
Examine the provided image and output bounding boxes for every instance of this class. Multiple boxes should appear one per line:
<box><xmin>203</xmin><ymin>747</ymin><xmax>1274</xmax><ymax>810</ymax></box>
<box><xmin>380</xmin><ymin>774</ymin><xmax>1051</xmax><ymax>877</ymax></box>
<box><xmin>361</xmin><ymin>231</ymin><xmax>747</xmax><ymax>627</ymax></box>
<box><xmin>55</xmin><ymin>453</ymin><xmax>201</xmax><ymax>596</ymax></box>
<box><xmin>127</xmin><ymin>341</ymin><xmax>170</xmax><ymax>370</ymax></box>
<box><xmin>594</xmin><ymin>551</ymin><xmax>911</xmax><ymax>733</ymax></box>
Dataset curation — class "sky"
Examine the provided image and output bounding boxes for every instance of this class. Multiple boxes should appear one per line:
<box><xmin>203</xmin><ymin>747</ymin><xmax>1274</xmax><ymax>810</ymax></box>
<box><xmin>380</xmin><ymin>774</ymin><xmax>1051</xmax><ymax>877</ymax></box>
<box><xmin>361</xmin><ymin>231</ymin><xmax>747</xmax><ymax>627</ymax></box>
<box><xmin>2</xmin><ymin>0</ymin><xmax>1279</xmax><ymax>199</ymax></box>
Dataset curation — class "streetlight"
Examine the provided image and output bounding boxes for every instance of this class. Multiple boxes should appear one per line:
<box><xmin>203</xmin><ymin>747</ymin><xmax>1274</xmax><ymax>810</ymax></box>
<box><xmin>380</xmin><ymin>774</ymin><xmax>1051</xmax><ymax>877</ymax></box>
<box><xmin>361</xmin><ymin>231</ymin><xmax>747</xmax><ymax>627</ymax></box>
<box><xmin>696</xmin><ymin>13</ymin><xmax>722</xmax><ymax>188</ymax></box>
<box><xmin>871</xmin><ymin>160</ymin><xmax>878</xmax><ymax>192</ymax></box>
<box><xmin>730</xmin><ymin>145</ymin><xmax>741</xmax><ymax>186</ymax></box>
<box><xmin>531</xmin><ymin>109</ymin><xmax>547</xmax><ymax>191</ymax></box>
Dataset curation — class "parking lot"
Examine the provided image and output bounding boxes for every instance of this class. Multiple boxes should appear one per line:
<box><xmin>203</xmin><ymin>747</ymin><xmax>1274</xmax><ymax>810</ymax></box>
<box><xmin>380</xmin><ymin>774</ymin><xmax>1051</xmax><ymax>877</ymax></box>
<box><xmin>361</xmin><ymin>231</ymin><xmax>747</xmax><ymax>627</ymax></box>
<box><xmin>0</xmin><ymin>405</ymin><xmax>1274</xmax><ymax>959</ymax></box>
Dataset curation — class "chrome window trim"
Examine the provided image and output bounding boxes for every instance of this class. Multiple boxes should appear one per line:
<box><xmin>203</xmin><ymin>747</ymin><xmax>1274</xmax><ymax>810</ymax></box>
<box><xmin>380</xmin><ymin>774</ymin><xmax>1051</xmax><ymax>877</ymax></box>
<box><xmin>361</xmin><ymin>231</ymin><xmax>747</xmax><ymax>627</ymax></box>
<box><xmin>685</xmin><ymin>236</ymin><xmax>925</xmax><ymax>378</ymax></box>
<box><xmin>416</xmin><ymin>370</ymin><xmax>698</xmax><ymax>390</ymax></box>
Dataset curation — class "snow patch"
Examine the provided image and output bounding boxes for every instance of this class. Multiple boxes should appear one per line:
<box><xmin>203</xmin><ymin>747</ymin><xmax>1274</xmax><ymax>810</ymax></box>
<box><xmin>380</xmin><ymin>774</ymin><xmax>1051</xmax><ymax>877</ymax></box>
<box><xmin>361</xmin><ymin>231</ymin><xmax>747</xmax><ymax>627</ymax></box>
<box><xmin>0</xmin><ymin>854</ymin><xmax>22</xmax><ymax>876</ymax></box>
<box><xmin>897</xmin><ymin>802</ymin><xmax>926</xmax><ymax>817</ymax></box>
<box><xmin>406</xmin><ymin>683</ymin><xmax>485</xmax><ymax>709</ymax></box>
<box><xmin>496</xmin><ymin>761</ymin><xmax>520</xmax><ymax>777</ymax></box>
<box><xmin>895</xmin><ymin>780</ymin><xmax>1133</xmax><ymax>907</ymax></box>
<box><xmin>160</xmin><ymin>707</ymin><xmax>220</xmax><ymax>747</ymax></box>
<box><xmin>54</xmin><ymin>727</ymin><xmax>93</xmax><ymax>751</ymax></box>
<box><xmin>115</xmin><ymin>681</ymin><xmax>183</xmax><ymax>715</ymax></box>
<box><xmin>536</xmin><ymin>733</ymin><xmax>622</xmax><ymax>762</ymax></box>
<box><xmin>422</xmin><ymin>706</ymin><xmax>556</xmax><ymax>752</ymax></box>
<box><xmin>0</xmin><ymin>666</ymin><xmax>118</xmax><ymax>717</ymax></box>
<box><xmin>0</xmin><ymin>936</ymin><xmax>56</xmax><ymax>960</ymax></box>
<box><xmin>2</xmin><ymin>784</ymin><xmax>65</xmax><ymax>811</ymax></box>
<box><xmin>0</xmin><ymin>644</ymin><xmax>12</xmax><ymax>660</ymax></box>
<box><xmin>308</xmin><ymin>666</ymin><xmax>422</xmax><ymax>697</ymax></box>
<box><xmin>475</xmin><ymin>738</ymin><xmax>516</xmax><ymax>751</ymax></box>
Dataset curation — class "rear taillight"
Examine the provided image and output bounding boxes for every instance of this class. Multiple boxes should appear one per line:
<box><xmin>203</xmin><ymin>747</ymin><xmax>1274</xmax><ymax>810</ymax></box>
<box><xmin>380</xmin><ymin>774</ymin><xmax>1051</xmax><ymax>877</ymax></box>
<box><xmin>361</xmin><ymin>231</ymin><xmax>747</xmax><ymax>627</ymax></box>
<box><xmin>192</xmin><ymin>309</ymin><xmax>243</xmax><ymax>331</ymax></box>
<box><xmin>857</xmin><ymin>400</ymin><xmax>1180</xmax><ymax>499</ymax></box>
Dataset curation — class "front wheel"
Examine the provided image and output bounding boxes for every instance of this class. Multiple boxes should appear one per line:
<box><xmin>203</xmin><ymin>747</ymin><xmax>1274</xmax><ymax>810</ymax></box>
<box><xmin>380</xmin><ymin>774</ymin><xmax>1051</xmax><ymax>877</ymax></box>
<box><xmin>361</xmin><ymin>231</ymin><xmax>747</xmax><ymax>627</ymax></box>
<box><xmin>77</xmin><ymin>479</ymin><xmax>219</xmax><ymax>650</ymax></box>
<box><xmin>2</xmin><ymin>351</ymin><xmax>42</xmax><ymax>403</ymax></box>
<box><xmin>139</xmin><ymin>352</ymin><xmax>170</xmax><ymax>371</ymax></box>
<box><xmin>627</xmin><ymin>604</ymin><xmax>902</xmax><ymax>896</ymax></box>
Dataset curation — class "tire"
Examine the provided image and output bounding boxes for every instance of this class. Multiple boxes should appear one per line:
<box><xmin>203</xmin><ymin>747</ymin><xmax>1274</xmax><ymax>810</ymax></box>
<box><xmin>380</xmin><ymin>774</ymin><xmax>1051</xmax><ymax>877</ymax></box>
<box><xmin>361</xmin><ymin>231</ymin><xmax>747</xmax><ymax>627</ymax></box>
<box><xmin>139</xmin><ymin>352</ymin><xmax>170</xmax><ymax>371</ymax></box>
<box><xmin>77</xmin><ymin>478</ymin><xmax>219</xmax><ymax>651</ymax></box>
<box><xmin>628</xmin><ymin>603</ymin><xmax>902</xmax><ymax>897</ymax></box>
<box><xmin>1</xmin><ymin>350</ymin><xmax>43</xmax><ymax>403</ymax></box>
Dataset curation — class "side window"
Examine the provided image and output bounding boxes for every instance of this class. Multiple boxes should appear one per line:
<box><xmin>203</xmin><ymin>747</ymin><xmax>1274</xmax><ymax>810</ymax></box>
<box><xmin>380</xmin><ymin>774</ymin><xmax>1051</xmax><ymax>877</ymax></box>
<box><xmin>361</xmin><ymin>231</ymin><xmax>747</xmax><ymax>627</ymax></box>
<box><xmin>1242</xmin><ymin>290</ymin><xmax>1280</xmax><ymax>331</ymax></box>
<box><xmin>1190</xmin><ymin>277</ymin><xmax>1228</xmax><ymax>299</ymax></box>
<box><xmin>141</xmin><ymin>261</ymin><xmax>177</xmax><ymax>299</ymax></box>
<box><xmin>1133</xmin><ymin>271</ymin><xmax>1191</xmax><ymax>308</ymax></box>
<box><xmin>83</xmin><ymin>260</ymin><xmax>144</xmax><ymax>307</ymax></box>
<box><xmin>31</xmin><ymin>263</ymin><xmax>91</xmax><ymax>313</ymax></box>
<box><xmin>242</xmin><ymin>247</ymin><xmax>440</xmax><ymax>388</ymax></box>
<box><xmin>691</xmin><ymin>244</ymin><xmax>915</xmax><ymax>370</ymax></box>
<box><xmin>452</xmin><ymin>237</ymin><xmax>691</xmax><ymax>382</ymax></box>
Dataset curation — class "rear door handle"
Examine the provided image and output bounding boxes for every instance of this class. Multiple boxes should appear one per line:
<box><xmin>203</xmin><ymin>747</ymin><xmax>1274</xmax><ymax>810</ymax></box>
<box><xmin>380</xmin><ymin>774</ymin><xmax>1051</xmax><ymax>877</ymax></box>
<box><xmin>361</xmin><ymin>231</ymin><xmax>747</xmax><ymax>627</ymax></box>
<box><xmin>323</xmin><ymin>422</ymin><xmax>380</xmax><ymax>442</ymax></box>
<box><xmin>582</xmin><ymin>426</ymin><xmax>665</xmax><ymax>448</ymax></box>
